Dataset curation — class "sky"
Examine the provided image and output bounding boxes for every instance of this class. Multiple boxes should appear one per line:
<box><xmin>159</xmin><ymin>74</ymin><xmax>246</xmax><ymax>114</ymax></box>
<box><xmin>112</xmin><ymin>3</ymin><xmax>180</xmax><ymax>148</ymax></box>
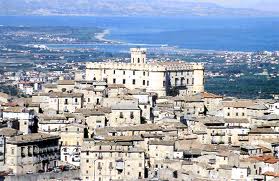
<box><xmin>196</xmin><ymin>0</ymin><xmax>279</xmax><ymax>12</ymax></box>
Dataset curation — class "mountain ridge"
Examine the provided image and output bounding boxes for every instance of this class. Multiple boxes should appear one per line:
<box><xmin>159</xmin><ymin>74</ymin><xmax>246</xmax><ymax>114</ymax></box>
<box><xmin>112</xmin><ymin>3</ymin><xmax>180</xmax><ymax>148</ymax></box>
<box><xmin>0</xmin><ymin>0</ymin><xmax>276</xmax><ymax>17</ymax></box>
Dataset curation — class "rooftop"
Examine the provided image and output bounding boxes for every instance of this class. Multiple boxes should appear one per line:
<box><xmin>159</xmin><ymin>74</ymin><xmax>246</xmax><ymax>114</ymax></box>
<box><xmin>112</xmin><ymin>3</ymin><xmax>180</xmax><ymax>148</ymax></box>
<box><xmin>149</xmin><ymin>140</ymin><xmax>175</xmax><ymax>146</ymax></box>
<box><xmin>57</xmin><ymin>80</ymin><xmax>75</xmax><ymax>85</ymax></box>
<box><xmin>222</xmin><ymin>100</ymin><xmax>255</xmax><ymax>108</ymax></box>
<box><xmin>7</xmin><ymin>132</ymin><xmax>60</xmax><ymax>144</ymax></box>
<box><xmin>0</xmin><ymin>128</ymin><xmax>21</xmax><ymax>137</ymax></box>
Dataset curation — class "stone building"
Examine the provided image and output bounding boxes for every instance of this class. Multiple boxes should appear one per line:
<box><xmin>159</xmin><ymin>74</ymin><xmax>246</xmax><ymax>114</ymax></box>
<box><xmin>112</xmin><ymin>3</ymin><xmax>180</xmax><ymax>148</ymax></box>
<box><xmin>80</xmin><ymin>141</ymin><xmax>145</xmax><ymax>181</ymax></box>
<box><xmin>4</xmin><ymin>133</ymin><xmax>60</xmax><ymax>175</ymax></box>
<box><xmin>86</xmin><ymin>48</ymin><xmax>204</xmax><ymax>97</ymax></box>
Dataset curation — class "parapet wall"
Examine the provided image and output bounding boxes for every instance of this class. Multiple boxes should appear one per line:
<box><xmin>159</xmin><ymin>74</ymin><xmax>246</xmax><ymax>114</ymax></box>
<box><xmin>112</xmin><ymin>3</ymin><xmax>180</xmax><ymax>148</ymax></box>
<box><xmin>86</xmin><ymin>62</ymin><xmax>204</xmax><ymax>72</ymax></box>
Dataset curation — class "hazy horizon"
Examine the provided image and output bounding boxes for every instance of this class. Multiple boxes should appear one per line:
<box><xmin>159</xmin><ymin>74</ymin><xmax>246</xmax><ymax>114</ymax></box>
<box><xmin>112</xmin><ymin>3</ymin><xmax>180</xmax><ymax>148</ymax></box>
<box><xmin>195</xmin><ymin>0</ymin><xmax>278</xmax><ymax>12</ymax></box>
<box><xmin>1</xmin><ymin>0</ymin><xmax>279</xmax><ymax>16</ymax></box>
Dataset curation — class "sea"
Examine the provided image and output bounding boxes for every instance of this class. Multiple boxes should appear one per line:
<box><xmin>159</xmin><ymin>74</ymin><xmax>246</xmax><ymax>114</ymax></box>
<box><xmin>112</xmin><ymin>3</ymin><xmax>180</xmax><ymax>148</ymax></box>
<box><xmin>0</xmin><ymin>16</ymin><xmax>279</xmax><ymax>52</ymax></box>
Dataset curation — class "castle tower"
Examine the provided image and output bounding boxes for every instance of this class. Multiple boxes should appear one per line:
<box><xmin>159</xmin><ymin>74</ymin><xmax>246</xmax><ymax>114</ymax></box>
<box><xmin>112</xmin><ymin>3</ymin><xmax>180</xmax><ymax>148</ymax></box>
<box><xmin>130</xmin><ymin>48</ymin><xmax>147</xmax><ymax>64</ymax></box>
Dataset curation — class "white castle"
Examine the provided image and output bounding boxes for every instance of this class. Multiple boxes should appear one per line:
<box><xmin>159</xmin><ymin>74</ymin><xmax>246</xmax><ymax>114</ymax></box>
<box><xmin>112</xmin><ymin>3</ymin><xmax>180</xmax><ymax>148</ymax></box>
<box><xmin>86</xmin><ymin>48</ymin><xmax>204</xmax><ymax>96</ymax></box>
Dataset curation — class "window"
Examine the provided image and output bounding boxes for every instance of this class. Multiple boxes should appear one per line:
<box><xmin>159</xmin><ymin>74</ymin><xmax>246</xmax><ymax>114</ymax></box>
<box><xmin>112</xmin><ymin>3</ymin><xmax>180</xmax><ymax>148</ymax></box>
<box><xmin>123</xmin><ymin>79</ymin><xmax>126</xmax><ymax>84</ymax></box>
<box><xmin>192</xmin><ymin>78</ymin><xmax>194</xmax><ymax>85</ymax></box>
<box><xmin>113</xmin><ymin>70</ymin><xmax>116</xmax><ymax>74</ymax></box>
<box><xmin>163</xmin><ymin>81</ymin><xmax>165</xmax><ymax>86</ymax></box>
<box><xmin>86</xmin><ymin>159</ymin><xmax>89</xmax><ymax>163</ymax></box>
<box><xmin>175</xmin><ymin>78</ymin><xmax>179</xmax><ymax>86</ymax></box>
<box><xmin>242</xmin><ymin>112</ymin><xmax>245</xmax><ymax>116</ymax></box>
<box><xmin>187</xmin><ymin>79</ymin><xmax>189</xmax><ymax>84</ymax></box>
<box><xmin>147</xmin><ymin>81</ymin><xmax>149</xmax><ymax>86</ymax></box>
<box><xmin>173</xmin><ymin>171</ymin><xmax>178</xmax><ymax>178</ymax></box>
<box><xmin>86</xmin><ymin>151</ymin><xmax>89</xmax><ymax>155</ymax></box>
<box><xmin>247</xmin><ymin>167</ymin><xmax>251</xmax><ymax>175</ymax></box>
<box><xmin>88</xmin><ymin>98</ymin><xmax>90</xmax><ymax>102</ymax></box>
<box><xmin>133</xmin><ymin>79</ymin><xmax>136</xmax><ymax>85</ymax></box>
<box><xmin>133</xmin><ymin>70</ymin><xmax>136</xmax><ymax>75</ymax></box>
<box><xmin>227</xmin><ymin>113</ymin><xmax>230</xmax><ymax>116</ymax></box>
<box><xmin>143</xmin><ymin>80</ymin><xmax>145</xmax><ymax>85</ymax></box>
<box><xmin>98</xmin><ymin>162</ymin><xmax>102</xmax><ymax>169</ymax></box>
<box><xmin>236</xmin><ymin>113</ymin><xmax>239</xmax><ymax>116</ymax></box>
<box><xmin>75</xmin><ymin>98</ymin><xmax>78</xmax><ymax>103</ymax></box>
<box><xmin>139</xmin><ymin>163</ymin><xmax>142</xmax><ymax>167</ymax></box>
<box><xmin>120</xmin><ymin>112</ymin><xmax>124</xmax><ymax>118</ymax></box>
<box><xmin>113</xmin><ymin>78</ymin><xmax>116</xmax><ymax>84</ymax></box>
<box><xmin>181</xmin><ymin>78</ymin><xmax>185</xmax><ymax>85</ymax></box>
<box><xmin>143</xmin><ymin>72</ymin><xmax>145</xmax><ymax>76</ymax></box>
<box><xmin>130</xmin><ymin>112</ymin><xmax>134</xmax><ymax>119</ymax></box>
<box><xmin>123</xmin><ymin>71</ymin><xmax>125</xmax><ymax>75</ymax></box>
<box><xmin>104</xmin><ymin>70</ymin><xmax>106</xmax><ymax>73</ymax></box>
<box><xmin>138</xmin><ymin>58</ymin><xmax>140</xmax><ymax>63</ymax></box>
<box><xmin>11</xmin><ymin>148</ymin><xmax>14</xmax><ymax>155</ymax></box>
<box><xmin>64</xmin><ymin>99</ymin><xmax>68</xmax><ymax>105</ymax></box>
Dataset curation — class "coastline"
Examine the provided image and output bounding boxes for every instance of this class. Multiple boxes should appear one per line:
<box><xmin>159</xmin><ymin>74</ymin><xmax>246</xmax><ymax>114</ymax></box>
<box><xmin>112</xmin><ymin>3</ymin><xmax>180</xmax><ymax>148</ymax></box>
<box><xmin>95</xmin><ymin>29</ymin><xmax>111</xmax><ymax>42</ymax></box>
<box><xmin>94</xmin><ymin>29</ymin><xmax>123</xmax><ymax>44</ymax></box>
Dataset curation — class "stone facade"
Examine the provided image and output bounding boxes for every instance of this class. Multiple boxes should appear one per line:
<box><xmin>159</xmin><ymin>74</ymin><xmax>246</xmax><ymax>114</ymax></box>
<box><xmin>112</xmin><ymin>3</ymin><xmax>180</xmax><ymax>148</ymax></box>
<box><xmin>86</xmin><ymin>48</ymin><xmax>204</xmax><ymax>97</ymax></box>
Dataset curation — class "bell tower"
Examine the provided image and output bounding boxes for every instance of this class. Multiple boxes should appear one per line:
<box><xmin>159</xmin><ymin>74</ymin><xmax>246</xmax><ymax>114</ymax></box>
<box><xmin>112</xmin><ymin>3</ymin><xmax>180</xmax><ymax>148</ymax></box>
<box><xmin>130</xmin><ymin>48</ymin><xmax>147</xmax><ymax>64</ymax></box>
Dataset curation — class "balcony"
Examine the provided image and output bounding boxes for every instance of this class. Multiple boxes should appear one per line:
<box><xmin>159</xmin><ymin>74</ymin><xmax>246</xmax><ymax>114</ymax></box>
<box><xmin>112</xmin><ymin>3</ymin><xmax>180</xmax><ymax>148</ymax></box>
<box><xmin>208</xmin><ymin>159</ymin><xmax>216</xmax><ymax>165</ymax></box>
<box><xmin>174</xmin><ymin>107</ymin><xmax>182</xmax><ymax>111</ymax></box>
<box><xmin>211</xmin><ymin>132</ymin><xmax>225</xmax><ymax>136</ymax></box>
<box><xmin>72</xmin><ymin>151</ymin><xmax>80</xmax><ymax>155</ymax></box>
<box><xmin>72</xmin><ymin>156</ymin><xmax>80</xmax><ymax>162</ymax></box>
<box><xmin>211</xmin><ymin>140</ymin><xmax>225</xmax><ymax>145</ymax></box>
<box><xmin>73</xmin><ymin>102</ymin><xmax>80</xmax><ymax>105</ymax></box>
<box><xmin>238</xmin><ymin>136</ymin><xmax>249</xmax><ymax>141</ymax></box>
<box><xmin>33</xmin><ymin>148</ymin><xmax>39</xmax><ymax>155</ymax></box>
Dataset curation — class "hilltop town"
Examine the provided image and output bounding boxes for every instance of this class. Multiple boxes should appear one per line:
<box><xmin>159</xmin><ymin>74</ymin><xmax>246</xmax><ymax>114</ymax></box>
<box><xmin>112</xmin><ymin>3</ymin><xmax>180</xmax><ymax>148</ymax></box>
<box><xmin>0</xmin><ymin>48</ymin><xmax>279</xmax><ymax>180</ymax></box>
